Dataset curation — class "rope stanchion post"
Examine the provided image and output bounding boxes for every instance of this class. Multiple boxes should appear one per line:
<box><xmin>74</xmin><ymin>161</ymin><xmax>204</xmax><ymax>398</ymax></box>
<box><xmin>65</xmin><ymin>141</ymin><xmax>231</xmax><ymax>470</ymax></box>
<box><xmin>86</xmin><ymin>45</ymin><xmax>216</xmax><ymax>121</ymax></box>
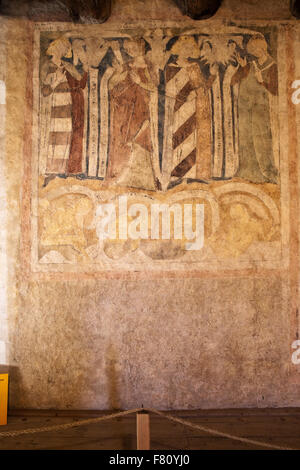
<box><xmin>136</xmin><ymin>410</ymin><xmax>150</xmax><ymax>450</ymax></box>
<box><xmin>0</xmin><ymin>374</ymin><xmax>8</xmax><ymax>426</ymax></box>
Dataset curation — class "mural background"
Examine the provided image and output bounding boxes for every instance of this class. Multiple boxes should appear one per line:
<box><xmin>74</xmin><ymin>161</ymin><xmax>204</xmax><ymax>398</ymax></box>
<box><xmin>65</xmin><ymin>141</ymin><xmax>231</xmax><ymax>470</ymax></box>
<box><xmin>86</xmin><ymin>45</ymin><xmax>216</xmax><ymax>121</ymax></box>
<box><xmin>33</xmin><ymin>24</ymin><xmax>283</xmax><ymax>273</ymax></box>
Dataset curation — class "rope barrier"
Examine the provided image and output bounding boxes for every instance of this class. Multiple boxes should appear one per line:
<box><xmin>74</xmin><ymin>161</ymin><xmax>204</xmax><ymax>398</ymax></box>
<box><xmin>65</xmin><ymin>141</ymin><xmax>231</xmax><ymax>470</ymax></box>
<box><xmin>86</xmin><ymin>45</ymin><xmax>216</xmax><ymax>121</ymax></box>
<box><xmin>0</xmin><ymin>408</ymin><xmax>143</xmax><ymax>438</ymax></box>
<box><xmin>0</xmin><ymin>407</ymin><xmax>296</xmax><ymax>450</ymax></box>
<box><xmin>146</xmin><ymin>408</ymin><xmax>295</xmax><ymax>451</ymax></box>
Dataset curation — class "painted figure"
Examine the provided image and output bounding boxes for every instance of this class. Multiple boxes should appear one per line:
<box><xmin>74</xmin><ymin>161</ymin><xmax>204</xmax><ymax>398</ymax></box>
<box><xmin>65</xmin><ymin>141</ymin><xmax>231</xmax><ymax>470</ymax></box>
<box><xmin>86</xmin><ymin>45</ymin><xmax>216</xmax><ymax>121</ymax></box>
<box><xmin>73</xmin><ymin>37</ymin><xmax>123</xmax><ymax>179</ymax></box>
<box><xmin>198</xmin><ymin>36</ymin><xmax>244</xmax><ymax>180</ymax></box>
<box><xmin>233</xmin><ymin>35</ymin><xmax>278</xmax><ymax>183</ymax></box>
<box><xmin>107</xmin><ymin>38</ymin><xmax>158</xmax><ymax>191</ymax></box>
<box><xmin>39</xmin><ymin>30</ymin><xmax>280</xmax><ymax>190</ymax></box>
<box><xmin>41</xmin><ymin>37</ymin><xmax>87</xmax><ymax>185</ymax></box>
<box><xmin>162</xmin><ymin>36</ymin><xmax>216</xmax><ymax>190</ymax></box>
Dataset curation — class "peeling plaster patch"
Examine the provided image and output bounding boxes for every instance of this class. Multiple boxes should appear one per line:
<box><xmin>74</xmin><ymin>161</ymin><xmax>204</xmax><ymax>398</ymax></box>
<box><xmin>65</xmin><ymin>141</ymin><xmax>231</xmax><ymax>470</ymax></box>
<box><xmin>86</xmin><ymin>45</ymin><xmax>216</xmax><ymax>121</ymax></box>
<box><xmin>0</xmin><ymin>81</ymin><xmax>5</xmax><ymax>105</ymax></box>
<box><xmin>0</xmin><ymin>341</ymin><xmax>7</xmax><ymax>365</ymax></box>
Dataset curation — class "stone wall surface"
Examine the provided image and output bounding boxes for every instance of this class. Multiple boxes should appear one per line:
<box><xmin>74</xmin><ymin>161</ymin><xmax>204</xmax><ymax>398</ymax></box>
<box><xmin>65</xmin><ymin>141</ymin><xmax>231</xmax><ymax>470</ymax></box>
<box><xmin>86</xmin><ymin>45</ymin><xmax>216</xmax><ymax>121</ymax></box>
<box><xmin>1</xmin><ymin>0</ymin><xmax>300</xmax><ymax>409</ymax></box>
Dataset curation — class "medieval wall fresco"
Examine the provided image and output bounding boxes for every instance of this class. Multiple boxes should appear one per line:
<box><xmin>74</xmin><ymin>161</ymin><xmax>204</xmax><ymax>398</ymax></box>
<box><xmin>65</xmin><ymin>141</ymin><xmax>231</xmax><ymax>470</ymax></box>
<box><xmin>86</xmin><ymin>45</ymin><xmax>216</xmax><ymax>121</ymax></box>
<box><xmin>2</xmin><ymin>0</ymin><xmax>300</xmax><ymax>409</ymax></box>
<box><xmin>33</xmin><ymin>24</ymin><xmax>284</xmax><ymax>273</ymax></box>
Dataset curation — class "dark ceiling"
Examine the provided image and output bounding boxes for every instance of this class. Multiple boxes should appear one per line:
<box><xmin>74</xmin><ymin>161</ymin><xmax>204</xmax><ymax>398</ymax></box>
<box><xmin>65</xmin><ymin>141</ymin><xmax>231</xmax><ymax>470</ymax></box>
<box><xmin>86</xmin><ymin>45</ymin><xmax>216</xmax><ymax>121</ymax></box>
<box><xmin>0</xmin><ymin>0</ymin><xmax>299</xmax><ymax>22</ymax></box>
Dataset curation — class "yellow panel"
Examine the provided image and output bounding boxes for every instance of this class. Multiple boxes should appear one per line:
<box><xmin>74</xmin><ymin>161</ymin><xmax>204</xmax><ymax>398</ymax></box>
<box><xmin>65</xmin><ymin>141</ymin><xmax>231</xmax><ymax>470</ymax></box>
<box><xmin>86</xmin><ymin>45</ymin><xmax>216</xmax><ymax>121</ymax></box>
<box><xmin>0</xmin><ymin>374</ymin><xmax>8</xmax><ymax>425</ymax></box>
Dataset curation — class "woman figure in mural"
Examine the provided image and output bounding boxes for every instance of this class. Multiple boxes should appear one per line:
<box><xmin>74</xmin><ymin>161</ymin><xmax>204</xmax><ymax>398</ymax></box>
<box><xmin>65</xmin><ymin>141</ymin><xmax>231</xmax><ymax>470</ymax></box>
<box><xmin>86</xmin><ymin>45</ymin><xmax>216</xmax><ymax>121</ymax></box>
<box><xmin>198</xmin><ymin>35</ymin><xmax>245</xmax><ymax>181</ymax></box>
<box><xmin>106</xmin><ymin>38</ymin><xmax>159</xmax><ymax>191</ymax></box>
<box><xmin>73</xmin><ymin>37</ymin><xmax>123</xmax><ymax>180</ymax></box>
<box><xmin>41</xmin><ymin>37</ymin><xmax>88</xmax><ymax>187</ymax></box>
<box><xmin>232</xmin><ymin>35</ymin><xmax>279</xmax><ymax>184</ymax></box>
<box><xmin>162</xmin><ymin>35</ymin><xmax>216</xmax><ymax>190</ymax></box>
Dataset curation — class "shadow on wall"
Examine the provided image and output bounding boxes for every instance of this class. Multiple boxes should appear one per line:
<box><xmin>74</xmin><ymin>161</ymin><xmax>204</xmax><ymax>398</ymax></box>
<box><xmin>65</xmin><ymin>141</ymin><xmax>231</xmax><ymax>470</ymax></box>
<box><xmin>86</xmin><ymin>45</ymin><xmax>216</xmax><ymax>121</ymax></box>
<box><xmin>105</xmin><ymin>344</ymin><xmax>136</xmax><ymax>449</ymax></box>
<box><xmin>0</xmin><ymin>365</ymin><xmax>31</xmax><ymax>411</ymax></box>
<box><xmin>106</xmin><ymin>343</ymin><xmax>121</xmax><ymax>410</ymax></box>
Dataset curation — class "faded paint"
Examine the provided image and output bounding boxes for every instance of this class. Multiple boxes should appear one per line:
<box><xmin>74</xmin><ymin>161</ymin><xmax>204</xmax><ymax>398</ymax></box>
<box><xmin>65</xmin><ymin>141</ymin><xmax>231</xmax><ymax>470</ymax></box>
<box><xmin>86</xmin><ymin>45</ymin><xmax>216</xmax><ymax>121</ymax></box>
<box><xmin>1</xmin><ymin>1</ymin><xmax>300</xmax><ymax>409</ymax></box>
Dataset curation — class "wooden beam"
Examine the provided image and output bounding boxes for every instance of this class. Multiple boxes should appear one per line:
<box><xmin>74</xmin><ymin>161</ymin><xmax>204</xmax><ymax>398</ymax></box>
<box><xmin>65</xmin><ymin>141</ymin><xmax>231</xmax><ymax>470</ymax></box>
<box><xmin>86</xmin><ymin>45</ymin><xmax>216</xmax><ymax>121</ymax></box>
<box><xmin>290</xmin><ymin>0</ymin><xmax>300</xmax><ymax>18</ymax></box>
<box><xmin>136</xmin><ymin>411</ymin><xmax>150</xmax><ymax>450</ymax></box>
<box><xmin>173</xmin><ymin>0</ymin><xmax>222</xmax><ymax>20</ymax></box>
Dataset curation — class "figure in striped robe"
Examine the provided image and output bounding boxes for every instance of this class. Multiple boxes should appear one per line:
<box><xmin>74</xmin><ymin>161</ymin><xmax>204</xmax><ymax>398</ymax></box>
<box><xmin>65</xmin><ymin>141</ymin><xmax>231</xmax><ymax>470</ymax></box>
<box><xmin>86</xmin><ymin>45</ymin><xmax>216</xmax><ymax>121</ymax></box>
<box><xmin>44</xmin><ymin>71</ymin><xmax>72</xmax><ymax>175</ymax></box>
<box><xmin>41</xmin><ymin>37</ymin><xmax>87</xmax><ymax>185</ymax></box>
<box><xmin>161</xmin><ymin>36</ymin><xmax>216</xmax><ymax>190</ymax></box>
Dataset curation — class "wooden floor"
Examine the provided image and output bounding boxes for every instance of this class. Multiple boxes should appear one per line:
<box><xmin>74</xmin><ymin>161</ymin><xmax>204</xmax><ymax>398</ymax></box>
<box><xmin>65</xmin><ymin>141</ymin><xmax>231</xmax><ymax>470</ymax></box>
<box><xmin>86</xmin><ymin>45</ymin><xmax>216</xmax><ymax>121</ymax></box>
<box><xmin>0</xmin><ymin>409</ymin><xmax>299</xmax><ymax>450</ymax></box>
